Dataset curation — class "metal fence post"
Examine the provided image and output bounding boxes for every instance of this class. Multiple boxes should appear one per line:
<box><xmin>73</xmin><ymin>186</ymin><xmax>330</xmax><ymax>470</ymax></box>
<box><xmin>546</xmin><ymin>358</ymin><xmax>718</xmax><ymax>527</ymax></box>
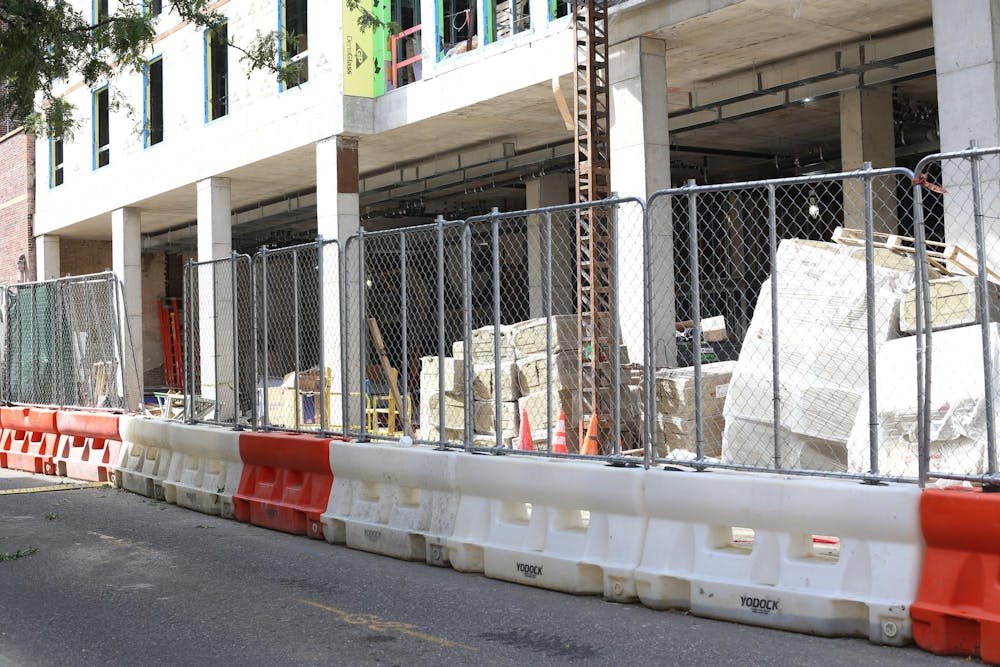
<box><xmin>911</xmin><ymin>178</ymin><xmax>931</xmax><ymax>488</ymax></box>
<box><xmin>462</xmin><ymin>223</ymin><xmax>474</xmax><ymax>451</ymax></box>
<box><xmin>339</xmin><ymin>242</ymin><xmax>349</xmax><ymax>438</ymax></box>
<box><xmin>611</xmin><ymin>202</ymin><xmax>622</xmax><ymax>458</ymax></box>
<box><xmin>491</xmin><ymin>208</ymin><xmax>502</xmax><ymax>452</ymax></box>
<box><xmin>767</xmin><ymin>183</ymin><xmax>781</xmax><ymax>470</ymax></box>
<box><xmin>184</xmin><ymin>260</ymin><xmax>195</xmax><ymax>423</ymax></box>
<box><xmin>317</xmin><ymin>236</ymin><xmax>327</xmax><ymax>436</ymax></box>
<box><xmin>687</xmin><ymin>181</ymin><xmax>704</xmax><ymax>464</ymax></box>
<box><xmin>862</xmin><ymin>163</ymin><xmax>878</xmax><ymax>479</ymax></box>
<box><xmin>544</xmin><ymin>211</ymin><xmax>553</xmax><ymax>454</ymax></box>
<box><xmin>359</xmin><ymin>228</ymin><xmax>368</xmax><ymax>442</ymax></box>
<box><xmin>293</xmin><ymin>249</ymin><xmax>302</xmax><ymax>431</ymax></box>
<box><xmin>231</xmin><ymin>252</ymin><xmax>241</xmax><ymax>430</ymax></box>
<box><xmin>249</xmin><ymin>256</ymin><xmax>259</xmax><ymax>431</ymax></box>
<box><xmin>435</xmin><ymin>215</ymin><xmax>446</xmax><ymax>450</ymax></box>
<box><xmin>260</xmin><ymin>248</ymin><xmax>271</xmax><ymax>431</ymax></box>
<box><xmin>110</xmin><ymin>272</ymin><xmax>128</xmax><ymax>412</ymax></box>
<box><xmin>643</xmin><ymin>199</ymin><xmax>654</xmax><ymax>469</ymax></box>
<box><xmin>400</xmin><ymin>232</ymin><xmax>410</xmax><ymax>438</ymax></box>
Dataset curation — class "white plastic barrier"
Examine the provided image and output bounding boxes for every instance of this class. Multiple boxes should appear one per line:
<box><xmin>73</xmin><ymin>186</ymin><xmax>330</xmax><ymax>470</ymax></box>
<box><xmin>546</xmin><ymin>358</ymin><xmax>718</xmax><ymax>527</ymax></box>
<box><xmin>321</xmin><ymin>442</ymin><xmax>458</xmax><ymax>566</ymax></box>
<box><xmin>115</xmin><ymin>417</ymin><xmax>173</xmax><ymax>500</ymax></box>
<box><xmin>634</xmin><ymin>470</ymin><xmax>923</xmax><ymax>645</ymax></box>
<box><xmin>447</xmin><ymin>455</ymin><xmax>645</xmax><ymax>601</ymax></box>
<box><xmin>162</xmin><ymin>423</ymin><xmax>242</xmax><ymax>519</ymax></box>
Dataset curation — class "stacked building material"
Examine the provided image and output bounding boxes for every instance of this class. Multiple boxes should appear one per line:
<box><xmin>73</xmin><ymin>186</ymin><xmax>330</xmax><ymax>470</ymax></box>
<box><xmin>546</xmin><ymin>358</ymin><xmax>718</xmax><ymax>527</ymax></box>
<box><xmin>846</xmin><ymin>323</ymin><xmax>999</xmax><ymax>478</ymax></box>
<box><xmin>722</xmin><ymin>239</ymin><xmax>916</xmax><ymax>470</ymax></box>
<box><xmin>653</xmin><ymin>361</ymin><xmax>734</xmax><ymax>458</ymax></box>
<box><xmin>899</xmin><ymin>275</ymin><xmax>1000</xmax><ymax>334</ymax></box>
<box><xmin>419</xmin><ymin>356</ymin><xmax>465</xmax><ymax>442</ymax></box>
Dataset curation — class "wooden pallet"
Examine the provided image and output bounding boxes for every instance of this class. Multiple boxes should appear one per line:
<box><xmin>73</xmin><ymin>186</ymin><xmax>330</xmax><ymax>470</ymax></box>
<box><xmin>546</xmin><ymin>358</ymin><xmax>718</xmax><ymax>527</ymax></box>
<box><xmin>832</xmin><ymin>226</ymin><xmax>1000</xmax><ymax>285</ymax></box>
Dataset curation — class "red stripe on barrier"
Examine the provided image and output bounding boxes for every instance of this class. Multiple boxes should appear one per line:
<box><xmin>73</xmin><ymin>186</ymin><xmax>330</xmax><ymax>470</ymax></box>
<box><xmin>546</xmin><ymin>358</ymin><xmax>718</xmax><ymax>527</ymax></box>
<box><xmin>911</xmin><ymin>487</ymin><xmax>1000</xmax><ymax>663</ymax></box>
<box><xmin>233</xmin><ymin>432</ymin><xmax>336</xmax><ymax>539</ymax></box>
<box><xmin>0</xmin><ymin>407</ymin><xmax>59</xmax><ymax>475</ymax></box>
<box><xmin>54</xmin><ymin>411</ymin><xmax>122</xmax><ymax>482</ymax></box>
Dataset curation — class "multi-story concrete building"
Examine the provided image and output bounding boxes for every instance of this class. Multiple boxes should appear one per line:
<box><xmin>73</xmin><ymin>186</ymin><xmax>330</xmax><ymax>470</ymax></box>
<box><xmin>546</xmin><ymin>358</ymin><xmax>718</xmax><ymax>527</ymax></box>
<box><xmin>29</xmin><ymin>0</ymin><xmax>993</xmax><ymax>405</ymax></box>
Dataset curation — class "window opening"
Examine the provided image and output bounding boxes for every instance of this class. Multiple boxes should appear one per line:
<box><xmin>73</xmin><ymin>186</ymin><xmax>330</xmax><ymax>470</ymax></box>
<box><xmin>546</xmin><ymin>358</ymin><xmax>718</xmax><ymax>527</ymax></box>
<box><xmin>51</xmin><ymin>136</ymin><xmax>64</xmax><ymax>187</ymax></box>
<box><xmin>282</xmin><ymin>0</ymin><xmax>309</xmax><ymax>87</ymax></box>
<box><xmin>94</xmin><ymin>87</ymin><xmax>109</xmax><ymax>168</ymax></box>
<box><xmin>206</xmin><ymin>23</ymin><xmax>229</xmax><ymax>120</ymax></box>
<box><xmin>439</xmin><ymin>0</ymin><xmax>476</xmax><ymax>59</ymax></box>
<box><xmin>487</xmin><ymin>0</ymin><xmax>529</xmax><ymax>42</ymax></box>
<box><xmin>145</xmin><ymin>57</ymin><xmax>163</xmax><ymax>146</ymax></box>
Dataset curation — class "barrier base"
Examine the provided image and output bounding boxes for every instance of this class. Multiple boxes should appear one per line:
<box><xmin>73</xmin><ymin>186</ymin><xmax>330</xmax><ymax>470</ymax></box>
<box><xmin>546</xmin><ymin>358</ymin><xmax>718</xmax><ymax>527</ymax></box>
<box><xmin>164</xmin><ymin>482</ymin><xmax>235</xmax><ymax>519</ymax></box>
<box><xmin>330</xmin><ymin>518</ymin><xmax>451</xmax><ymax>566</ymax></box>
<box><xmin>636</xmin><ymin>575</ymin><xmax>909</xmax><ymax>644</ymax></box>
<box><xmin>120</xmin><ymin>471</ymin><xmax>166</xmax><ymax>501</ymax></box>
<box><xmin>233</xmin><ymin>497</ymin><xmax>325</xmax><ymax>539</ymax></box>
<box><xmin>5</xmin><ymin>452</ymin><xmax>56</xmax><ymax>476</ymax></box>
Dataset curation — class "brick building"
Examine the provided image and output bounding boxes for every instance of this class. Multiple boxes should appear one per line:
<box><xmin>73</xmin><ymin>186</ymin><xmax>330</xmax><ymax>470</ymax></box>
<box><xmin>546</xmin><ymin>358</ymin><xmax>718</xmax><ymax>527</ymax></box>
<box><xmin>0</xmin><ymin>117</ymin><xmax>35</xmax><ymax>285</ymax></box>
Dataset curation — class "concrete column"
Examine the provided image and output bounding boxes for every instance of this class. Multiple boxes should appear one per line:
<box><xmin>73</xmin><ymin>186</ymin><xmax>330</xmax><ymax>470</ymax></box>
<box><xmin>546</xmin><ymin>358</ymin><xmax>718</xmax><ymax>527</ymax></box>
<box><xmin>317</xmin><ymin>136</ymin><xmax>361</xmax><ymax>432</ymax></box>
<box><xmin>196</xmin><ymin>177</ymin><xmax>233</xmax><ymax>418</ymax></box>
<box><xmin>933</xmin><ymin>0</ymin><xmax>1000</xmax><ymax>268</ymax></box>
<box><xmin>609</xmin><ymin>36</ymin><xmax>674</xmax><ymax>366</ymax></box>
<box><xmin>526</xmin><ymin>172</ymin><xmax>573</xmax><ymax>317</ymax></box>
<box><xmin>112</xmin><ymin>208</ymin><xmax>142</xmax><ymax>411</ymax></box>
<box><xmin>36</xmin><ymin>235</ymin><xmax>60</xmax><ymax>280</ymax></box>
<box><xmin>839</xmin><ymin>88</ymin><xmax>896</xmax><ymax>233</ymax></box>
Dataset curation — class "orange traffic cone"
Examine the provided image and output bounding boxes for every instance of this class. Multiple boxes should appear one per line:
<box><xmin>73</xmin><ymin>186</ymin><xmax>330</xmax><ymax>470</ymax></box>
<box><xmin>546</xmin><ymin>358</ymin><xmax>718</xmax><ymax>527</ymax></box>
<box><xmin>518</xmin><ymin>409</ymin><xmax>534</xmax><ymax>451</ymax></box>
<box><xmin>581</xmin><ymin>413</ymin><xmax>600</xmax><ymax>456</ymax></box>
<box><xmin>552</xmin><ymin>410</ymin><xmax>568</xmax><ymax>454</ymax></box>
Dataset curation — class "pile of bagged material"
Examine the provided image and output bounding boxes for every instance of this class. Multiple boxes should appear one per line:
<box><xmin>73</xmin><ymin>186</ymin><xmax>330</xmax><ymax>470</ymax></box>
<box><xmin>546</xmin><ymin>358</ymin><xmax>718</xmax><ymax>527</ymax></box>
<box><xmin>420</xmin><ymin>314</ymin><xmax>641</xmax><ymax>450</ymax></box>
<box><xmin>721</xmin><ymin>239</ymin><xmax>917</xmax><ymax>470</ymax></box>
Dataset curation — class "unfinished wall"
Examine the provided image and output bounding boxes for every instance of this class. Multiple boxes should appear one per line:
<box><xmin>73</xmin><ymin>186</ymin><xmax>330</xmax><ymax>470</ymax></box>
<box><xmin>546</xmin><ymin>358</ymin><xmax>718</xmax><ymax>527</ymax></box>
<box><xmin>0</xmin><ymin>128</ymin><xmax>36</xmax><ymax>284</ymax></box>
<box><xmin>141</xmin><ymin>251</ymin><xmax>167</xmax><ymax>387</ymax></box>
<box><xmin>60</xmin><ymin>239</ymin><xmax>113</xmax><ymax>276</ymax></box>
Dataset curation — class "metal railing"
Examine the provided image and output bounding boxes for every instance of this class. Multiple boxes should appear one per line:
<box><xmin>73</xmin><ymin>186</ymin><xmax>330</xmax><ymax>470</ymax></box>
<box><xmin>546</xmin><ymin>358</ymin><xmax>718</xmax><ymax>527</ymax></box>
<box><xmin>0</xmin><ymin>271</ymin><xmax>137</xmax><ymax>411</ymax></box>
<box><xmin>175</xmin><ymin>150</ymin><xmax>1000</xmax><ymax>489</ymax></box>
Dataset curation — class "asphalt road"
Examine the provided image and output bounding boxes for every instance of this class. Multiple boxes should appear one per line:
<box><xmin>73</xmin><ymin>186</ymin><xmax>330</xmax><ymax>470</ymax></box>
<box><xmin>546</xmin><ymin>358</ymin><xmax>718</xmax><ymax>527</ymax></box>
<box><xmin>0</xmin><ymin>468</ymin><xmax>967</xmax><ymax>666</ymax></box>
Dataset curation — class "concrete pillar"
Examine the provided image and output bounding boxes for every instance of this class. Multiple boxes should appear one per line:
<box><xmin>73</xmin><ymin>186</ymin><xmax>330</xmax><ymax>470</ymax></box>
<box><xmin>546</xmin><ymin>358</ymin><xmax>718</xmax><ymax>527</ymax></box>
<box><xmin>36</xmin><ymin>235</ymin><xmax>60</xmax><ymax>280</ymax></box>
<box><xmin>196</xmin><ymin>177</ymin><xmax>233</xmax><ymax>418</ymax></box>
<box><xmin>839</xmin><ymin>88</ymin><xmax>896</xmax><ymax>234</ymax></box>
<box><xmin>317</xmin><ymin>136</ymin><xmax>361</xmax><ymax>432</ymax></box>
<box><xmin>526</xmin><ymin>172</ymin><xmax>573</xmax><ymax>317</ymax></box>
<box><xmin>112</xmin><ymin>208</ymin><xmax>143</xmax><ymax>411</ymax></box>
<box><xmin>609</xmin><ymin>36</ymin><xmax>674</xmax><ymax>366</ymax></box>
<box><xmin>933</xmin><ymin>0</ymin><xmax>1000</xmax><ymax>268</ymax></box>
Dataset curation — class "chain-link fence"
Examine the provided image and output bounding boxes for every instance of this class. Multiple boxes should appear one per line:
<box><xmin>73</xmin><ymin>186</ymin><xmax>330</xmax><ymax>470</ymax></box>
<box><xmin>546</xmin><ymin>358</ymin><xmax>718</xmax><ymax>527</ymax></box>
<box><xmin>910</xmin><ymin>145</ymin><xmax>1000</xmax><ymax>486</ymax></box>
<box><xmin>650</xmin><ymin>168</ymin><xmax>921</xmax><ymax>483</ymax></box>
<box><xmin>0</xmin><ymin>272</ymin><xmax>137</xmax><ymax>411</ymax></box>
<box><xmin>171</xmin><ymin>153</ymin><xmax>1000</xmax><ymax>488</ymax></box>
<box><xmin>183</xmin><ymin>253</ymin><xmax>254</xmax><ymax>427</ymax></box>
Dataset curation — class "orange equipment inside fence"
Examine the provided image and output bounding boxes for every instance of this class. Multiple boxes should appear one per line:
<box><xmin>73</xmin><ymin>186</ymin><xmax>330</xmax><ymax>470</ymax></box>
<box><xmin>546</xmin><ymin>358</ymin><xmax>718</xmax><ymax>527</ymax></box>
<box><xmin>158</xmin><ymin>298</ymin><xmax>183</xmax><ymax>388</ymax></box>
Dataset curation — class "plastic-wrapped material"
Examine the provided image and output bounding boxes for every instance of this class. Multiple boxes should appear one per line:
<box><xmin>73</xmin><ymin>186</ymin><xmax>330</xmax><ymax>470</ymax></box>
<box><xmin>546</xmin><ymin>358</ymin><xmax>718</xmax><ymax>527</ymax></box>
<box><xmin>653</xmin><ymin>414</ymin><xmax>726</xmax><ymax>458</ymax></box>
<box><xmin>469</xmin><ymin>325</ymin><xmax>516</xmax><ymax>363</ymax></box>
<box><xmin>510</xmin><ymin>315</ymin><xmax>578</xmax><ymax>357</ymax></box>
<box><xmin>473</xmin><ymin>400</ymin><xmax>518</xmax><ymax>434</ymax></box>
<box><xmin>655</xmin><ymin>361</ymin><xmax>734</xmax><ymax>420</ymax></box>
<box><xmin>723</xmin><ymin>239</ymin><xmax>915</xmax><ymax>465</ymax></box>
<box><xmin>419</xmin><ymin>356</ymin><xmax>465</xmax><ymax>394</ymax></box>
<box><xmin>428</xmin><ymin>392</ymin><xmax>465</xmax><ymax>430</ymax></box>
<box><xmin>515</xmin><ymin>351</ymin><xmax>578</xmax><ymax>395</ymax></box>
<box><xmin>473</xmin><ymin>362</ymin><xmax>520</xmax><ymax>401</ymax></box>
<box><xmin>724</xmin><ymin>417</ymin><xmax>846</xmax><ymax>471</ymax></box>
<box><xmin>845</xmin><ymin>323</ymin><xmax>998</xmax><ymax>478</ymax></box>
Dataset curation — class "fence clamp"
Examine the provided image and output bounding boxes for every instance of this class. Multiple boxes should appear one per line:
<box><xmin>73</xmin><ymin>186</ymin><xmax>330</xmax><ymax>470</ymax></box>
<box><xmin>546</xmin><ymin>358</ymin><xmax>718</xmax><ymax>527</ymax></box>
<box><xmin>912</xmin><ymin>173</ymin><xmax>948</xmax><ymax>195</ymax></box>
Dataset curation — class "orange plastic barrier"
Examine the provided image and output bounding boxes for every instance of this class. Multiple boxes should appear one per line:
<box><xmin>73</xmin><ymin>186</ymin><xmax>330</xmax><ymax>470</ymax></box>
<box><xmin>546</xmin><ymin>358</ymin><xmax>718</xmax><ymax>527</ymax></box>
<box><xmin>911</xmin><ymin>487</ymin><xmax>1000</xmax><ymax>663</ymax></box>
<box><xmin>233</xmin><ymin>432</ymin><xmax>336</xmax><ymax>539</ymax></box>
<box><xmin>0</xmin><ymin>407</ymin><xmax>59</xmax><ymax>475</ymax></box>
<box><xmin>53</xmin><ymin>411</ymin><xmax>122</xmax><ymax>482</ymax></box>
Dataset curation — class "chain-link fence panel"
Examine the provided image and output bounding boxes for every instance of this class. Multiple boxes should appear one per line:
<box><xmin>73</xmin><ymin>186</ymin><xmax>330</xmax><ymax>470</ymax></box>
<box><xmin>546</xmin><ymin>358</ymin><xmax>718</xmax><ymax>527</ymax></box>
<box><xmin>183</xmin><ymin>254</ymin><xmax>254</xmax><ymax>428</ymax></box>
<box><xmin>913</xmin><ymin>147</ymin><xmax>1000</xmax><ymax>486</ymax></box>
<box><xmin>458</xmin><ymin>200</ymin><xmax>645</xmax><ymax>463</ymax></box>
<box><xmin>355</xmin><ymin>221</ymin><xmax>467</xmax><ymax>448</ymax></box>
<box><xmin>256</xmin><ymin>242</ymin><xmax>332</xmax><ymax>433</ymax></box>
<box><xmin>649</xmin><ymin>168</ymin><xmax>921</xmax><ymax>482</ymax></box>
<box><xmin>1</xmin><ymin>272</ymin><xmax>134</xmax><ymax>411</ymax></box>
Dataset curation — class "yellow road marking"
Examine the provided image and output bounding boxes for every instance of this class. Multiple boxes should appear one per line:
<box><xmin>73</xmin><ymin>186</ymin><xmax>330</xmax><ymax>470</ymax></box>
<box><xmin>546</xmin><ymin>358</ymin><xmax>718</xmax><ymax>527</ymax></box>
<box><xmin>299</xmin><ymin>599</ymin><xmax>477</xmax><ymax>651</ymax></box>
<box><xmin>0</xmin><ymin>482</ymin><xmax>108</xmax><ymax>496</ymax></box>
